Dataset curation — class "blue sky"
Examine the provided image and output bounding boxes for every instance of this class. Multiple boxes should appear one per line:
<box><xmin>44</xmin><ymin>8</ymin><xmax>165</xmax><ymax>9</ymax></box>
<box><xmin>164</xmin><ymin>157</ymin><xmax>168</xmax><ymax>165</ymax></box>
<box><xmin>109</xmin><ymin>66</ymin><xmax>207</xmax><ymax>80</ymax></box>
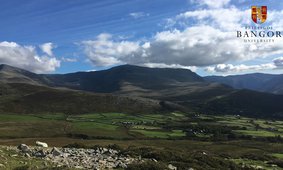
<box><xmin>0</xmin><ymin>0</ymin><xmax>283</xmax><ymax>75</ymax></box>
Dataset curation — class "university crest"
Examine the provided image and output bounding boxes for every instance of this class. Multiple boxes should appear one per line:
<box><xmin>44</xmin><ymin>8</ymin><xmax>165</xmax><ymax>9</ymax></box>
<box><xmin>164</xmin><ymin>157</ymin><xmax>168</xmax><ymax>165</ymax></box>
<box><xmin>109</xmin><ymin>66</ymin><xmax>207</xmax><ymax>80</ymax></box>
<box><xmin>251</xmin><ymin>6</ymin><xmax>267</xmax><ymax>24</ymax></box>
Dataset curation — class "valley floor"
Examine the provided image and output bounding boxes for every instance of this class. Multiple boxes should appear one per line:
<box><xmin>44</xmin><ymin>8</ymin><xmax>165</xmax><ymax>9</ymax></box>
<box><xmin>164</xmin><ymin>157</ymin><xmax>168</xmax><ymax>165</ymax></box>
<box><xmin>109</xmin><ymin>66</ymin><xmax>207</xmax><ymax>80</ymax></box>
<box><xmin>1</xmin><ymin>112</ymin><xmax>283</xmax><ymax>169</ymax></box>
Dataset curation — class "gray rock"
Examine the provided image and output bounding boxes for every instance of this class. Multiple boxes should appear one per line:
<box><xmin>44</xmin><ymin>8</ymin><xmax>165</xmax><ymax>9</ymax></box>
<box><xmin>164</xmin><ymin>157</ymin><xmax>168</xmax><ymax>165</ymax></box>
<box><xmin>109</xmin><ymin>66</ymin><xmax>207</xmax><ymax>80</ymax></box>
<box><xmin>24</xmin><ymin>153</ymin><xmax>31</xmax><ymax>158</ymax></box>
<box><xmin>13</xmin><ymin>145</ymin><xmax>138</xmax><ymax>169</ymax></box>
<box><xmin>34</xmin><ymin>150</ymin><xmax>46</xmax><ymax>158</ymax></box>
<box><xmin>17</xmin><ymin>144</ymin><xmax>30</xmax><ymax>153</ymax></box>
<box><xmin>51</xmin><ymin>147</ymin><xmax>62</xmax><ymax>156</ymax></box>
<box><xmin>168</xmin><ymin>164</ymin><xmax>177</xmax><ymax>170</ymax></box>
<box><xmin>119</xmin><ymin>162</ymin><xmax>127</xmax><ymax>168</ymax></box>
<box><xmin>36</xmin><ymin>141</ymin><xmax>48</xmax><ymax>148</ymax></box>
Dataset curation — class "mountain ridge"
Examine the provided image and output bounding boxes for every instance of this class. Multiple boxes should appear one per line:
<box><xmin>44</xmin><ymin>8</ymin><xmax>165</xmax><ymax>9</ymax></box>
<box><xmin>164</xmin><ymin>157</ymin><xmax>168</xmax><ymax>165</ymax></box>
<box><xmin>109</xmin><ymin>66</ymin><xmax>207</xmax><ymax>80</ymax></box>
<box><xmin>1</xmin><ymin>64</ymin><xmax>283</xmax><ymax>118</ymax></box>
<box><xmin>205</xmin><ymin>73</ymin><xmax>283</xmax><ymax>94</ymax></box>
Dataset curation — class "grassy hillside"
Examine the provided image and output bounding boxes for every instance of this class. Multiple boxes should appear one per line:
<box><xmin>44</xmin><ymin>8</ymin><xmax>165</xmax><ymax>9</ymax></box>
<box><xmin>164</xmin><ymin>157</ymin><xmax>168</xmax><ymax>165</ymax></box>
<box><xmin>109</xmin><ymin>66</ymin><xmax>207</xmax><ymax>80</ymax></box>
<box><xmin>205</xmin><ymin>73</ymin><xmax>283</xmax><ymax>95</ymax></box>
<box><xmin>201</xmin><ymin>90</ymin><xmax>283</xmax><ymax>119</ymax></box>
<box><xmin>1</xmin><ymin>64</ymin><xmax>283</xmax><ymax>119</ymax></box>
<box><xmin>0</xmin><ymin>83</ymin><xmax>164</xmax><ymax>115</ymax></box>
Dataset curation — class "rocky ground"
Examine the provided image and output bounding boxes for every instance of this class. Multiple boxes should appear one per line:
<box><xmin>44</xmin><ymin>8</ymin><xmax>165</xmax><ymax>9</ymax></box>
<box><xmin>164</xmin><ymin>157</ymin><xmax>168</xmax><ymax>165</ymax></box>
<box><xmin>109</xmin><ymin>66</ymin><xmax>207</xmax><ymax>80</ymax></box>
<box><xmin>15</xmin><ymin>143</ymin><xmax>141</xmax><ymax>169</ymax></box>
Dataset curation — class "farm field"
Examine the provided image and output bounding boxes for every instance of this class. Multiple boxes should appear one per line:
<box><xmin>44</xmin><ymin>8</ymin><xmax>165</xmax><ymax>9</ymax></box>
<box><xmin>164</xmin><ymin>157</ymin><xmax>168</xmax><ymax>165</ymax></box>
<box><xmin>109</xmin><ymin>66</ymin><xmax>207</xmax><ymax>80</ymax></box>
<box><xmin>0</xmin><ymin>112</ymin><xmax>283</xmax><ymax>140</ymax></box>
<box><xmin>1</xmin><ymin>112</ymin><xmax>283</xmax><ymax>169</ymax></box>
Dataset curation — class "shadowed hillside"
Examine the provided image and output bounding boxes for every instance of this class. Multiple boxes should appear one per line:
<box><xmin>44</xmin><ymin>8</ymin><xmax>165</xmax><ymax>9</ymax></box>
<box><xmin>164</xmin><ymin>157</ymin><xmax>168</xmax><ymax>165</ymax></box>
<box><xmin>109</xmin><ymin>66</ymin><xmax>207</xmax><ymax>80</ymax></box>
<box><xmin>0</xmin><ymin>83</ymin><xmax>165</xmax><ymax>114</ymax></box>
<box><xmin>1</xmin><ymin>64</ymin><xmax>283</xmax><ymax>118</ymax></box>
<box><xmin>205</xmin><ymin>73</ymin><xmax>283</xmax><ymax>95</ymax></box>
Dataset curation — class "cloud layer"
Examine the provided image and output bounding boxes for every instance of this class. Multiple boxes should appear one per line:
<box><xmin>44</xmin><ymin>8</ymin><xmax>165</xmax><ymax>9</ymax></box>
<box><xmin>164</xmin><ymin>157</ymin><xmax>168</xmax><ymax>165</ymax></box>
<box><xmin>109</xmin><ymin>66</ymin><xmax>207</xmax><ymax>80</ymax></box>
<box><xmin>40</xmin><ymin>43</ymin><xmax>54</xmax><ymax>56</ymax></box>
<box><xmin>191</xmin><ymin>0</ymin><xmax>230</xmax><ymax>9</ymax></box>
<box><xmin>206</xmin><ymin>57</ymin><xmax>283</xmax><ymax>73</ymax></box>
<box><xmin>81</xmin><ymin>0</ymin><xmax>283</xmax><ymax>74</ymax></box>
<box><xmin>0</xmin><ymin>41</ymin><xmax>60</xmax><ymax>73</ymax></box>
<box><xmin>129</xmin><ymin>12</ymin><xmax>150</xmax><ymax>19</ymax></box>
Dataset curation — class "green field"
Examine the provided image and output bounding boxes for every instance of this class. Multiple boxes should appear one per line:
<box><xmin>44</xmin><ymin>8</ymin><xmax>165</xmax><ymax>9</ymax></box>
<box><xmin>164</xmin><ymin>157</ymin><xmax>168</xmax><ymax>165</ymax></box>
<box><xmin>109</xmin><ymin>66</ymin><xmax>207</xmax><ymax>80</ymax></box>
<box><xmin>1</xmin><ymin>112</ymin><xmax>283</xmax><ymax>169</ymax></box>
<box><xmin>0</xmin><ymin>112</ymin><xmax>283</xmax><ymax>140</ymax></box>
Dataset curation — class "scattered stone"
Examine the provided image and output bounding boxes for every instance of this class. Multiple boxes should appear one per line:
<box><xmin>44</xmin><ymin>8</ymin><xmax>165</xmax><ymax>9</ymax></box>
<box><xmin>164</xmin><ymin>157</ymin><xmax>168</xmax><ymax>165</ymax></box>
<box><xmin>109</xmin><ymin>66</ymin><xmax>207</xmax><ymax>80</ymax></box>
<box><xmin>51</xmin><ymin>147</ymin><xmax>62</xmax><ymax>156</ymax></box>
<box><xmin>75</xmin><ymin>165</ymin><xmax>84</xmax><ymax>169</ymax></box>
<box><xmin>33</xmin><ymin>150</ymin><xmax>46</xmax><ymax>158</ymax></box>
<box><xmin>152</xmin><ymin>158</ymin><xmax>158</xmax><ymax>162</ymax></box>
<box><xmin>168</xmin><ymin>164</ymin><xmax>177</xmax><ymax>170</ymax></box>
<box><xmin>36</xmin><ymin>141</ymin><xmax>48</xmax><ymax>148</ymax></box>
<box><xmin>11</xmin><ymin>144</ymin><xmax>140</xmax><ymax>169</ymax></box>
<box><xmin>43</xmin><ymin>162</ymin><xmax>48</xmax><ymax>167</ymax></box>
<box><xmin>17</xmin><ymin>144</ymin><xmax>30</xmax><ymax>153</ymax></box>
<box><xmin>24</xmin><ymin>153</ymin><xmax>31</xmax><ymax>158</ymax></box>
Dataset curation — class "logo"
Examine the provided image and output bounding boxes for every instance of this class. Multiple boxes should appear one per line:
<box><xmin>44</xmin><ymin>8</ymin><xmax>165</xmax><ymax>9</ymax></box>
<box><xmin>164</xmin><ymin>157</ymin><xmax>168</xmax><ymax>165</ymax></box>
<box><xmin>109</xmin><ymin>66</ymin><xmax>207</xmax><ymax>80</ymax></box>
<box><xmin>251</xmin><ymin>6</ymin><xmax>267</xmax><ymax>24</ymax></box>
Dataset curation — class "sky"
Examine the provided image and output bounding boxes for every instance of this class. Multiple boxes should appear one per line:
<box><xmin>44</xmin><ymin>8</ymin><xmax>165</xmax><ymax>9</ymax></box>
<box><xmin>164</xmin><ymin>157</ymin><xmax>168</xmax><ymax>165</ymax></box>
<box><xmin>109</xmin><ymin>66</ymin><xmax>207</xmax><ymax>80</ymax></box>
<box><xmin>0</xmin><ymin>0</ymin><xmax>283</xmax><ymax>76</ymax></box>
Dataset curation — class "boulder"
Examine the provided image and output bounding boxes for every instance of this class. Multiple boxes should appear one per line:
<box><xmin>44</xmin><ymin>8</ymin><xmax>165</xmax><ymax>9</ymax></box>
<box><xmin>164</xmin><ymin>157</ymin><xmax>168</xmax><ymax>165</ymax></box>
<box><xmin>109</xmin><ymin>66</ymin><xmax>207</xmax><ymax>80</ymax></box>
<box><xmin>168</xmin><ymin>164</ymin><xmax>177</xmax><ymax>170</ymax></box>
<box><xmin>34</xmin><ymin>150</ymin><xmax>46</xmax><ymax>158</ymax></box>
<box><xmin>51</xmin><ymin>147</ymin><xmax>62</xmax><ymax>156</ymax></box>
<box><xmin>36</xmin><ymin>141</ymin><xmax>48</xmax><ymax>148</ymax></box>
<box><xmin>17</xmin><ymin>144</ymin><xmax>30</xmax><ymax>153</ymax></box>
<box><xmin>24</xmin><ymin>153</ymin><xmax>31</xmax><ymax>158</ymax></box>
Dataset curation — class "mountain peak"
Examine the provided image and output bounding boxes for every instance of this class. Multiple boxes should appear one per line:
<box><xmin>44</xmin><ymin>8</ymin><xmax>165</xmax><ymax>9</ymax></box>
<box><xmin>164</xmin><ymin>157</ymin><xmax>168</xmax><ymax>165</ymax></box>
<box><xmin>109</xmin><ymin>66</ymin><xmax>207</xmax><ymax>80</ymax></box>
<box><xmin>0</xmin><ymin>64</ymin><xmax>17</xmax><ymax>71</ymax></box>
<box><xmin>107</xmin><ymin>64</ymin><xmax>203</xmax><ymax>82</ymax></box>
<box><xmin>0</xmin><ymin>64</ymin><xmax>31</xmax><ymax>74</ymax></box>
<box><xmin>110</xmin><ymin>64</ymin><xmax>194</xmax><ymax>72</ymax></box>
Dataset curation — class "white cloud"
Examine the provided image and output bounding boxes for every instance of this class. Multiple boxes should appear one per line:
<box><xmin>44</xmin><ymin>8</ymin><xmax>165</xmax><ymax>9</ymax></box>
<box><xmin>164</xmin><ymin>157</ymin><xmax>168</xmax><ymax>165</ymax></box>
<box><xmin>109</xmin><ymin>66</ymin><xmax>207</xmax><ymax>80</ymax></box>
<box><xmin>0</xmin><ymin>41</ymin><xmax>60</xmax><ymax>73</ymax></box>
<box><xmin>40</xmin><ymin>42</ymin><xmax>54</xmax><ymax>56</ymax></box>
<box><xmin>172</xmin><ymin>7</ymin><xmax>250</xmax><ymax>31</ymax></box>
<box><xmin>83</xmin><ymin>26</ymin><xmax>283</xmax><ymax>68</ymax></box>
<box><xmin>82</xmin><ymin>33</ymin><xmax>140</xmax><ymax>66</ymax></box>
<box><xmin>206</xmin><ymin>63</ymin><xmax>277</xmax><ymax>73</ymax></box>
<box><xmin>81</xmin><ymin>1</ymin><xmax>283</xmax><ymax>74</ymax></box>
<box><xmin>191</xmin><ymin>0</ymin><xmax>230</xmax><ymax>9</ymax></box>
<box><xmin>206</xmin><ymin>57</ymin><xmax>283</xmax><ymax>73</ymax></box>
<box><xmin>129</xmin><ymin>12</ymin><xmax>149</xmax><ymax>19</ymax></box>
<box><xmin>273</xmin><ymin>57</ymin><xmax>283</xmax><ymax>67</ymax></box>
<box><xmin>61</xmin><ymin>57</ymin><xmax>77</xmax><ymax>62</ymax></box>
<box><xmin>143</xmin><ymin>63</ymin><xmax>197</xmax><ymax>72</ymax></box>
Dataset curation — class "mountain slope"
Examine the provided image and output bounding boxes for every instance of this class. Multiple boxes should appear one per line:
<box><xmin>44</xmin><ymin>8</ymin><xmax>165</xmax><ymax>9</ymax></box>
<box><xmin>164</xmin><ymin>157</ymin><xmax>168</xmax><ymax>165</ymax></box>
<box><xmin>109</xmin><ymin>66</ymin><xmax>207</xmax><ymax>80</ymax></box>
<box><xmin>45</xmin><ymin>64</ymin><xmax>205</xmax><ymax>93</ymax></box>
<box><xmin>43</xmin><ymin>65</ymin><xmax>283</xmax><ymax>118</ymax></box>
<box><xmin>0</xmin><ymin>83</ymin><xmax>165</xmax><ymax>114</ymax></box>
<box><xmin>1</xmin><ymin>64</ymin><xmax>283</xmax><ymax>118</ymax></box>
<box><xmin>205</xmin><ymin>73</ymin><xmax>283</xmax><ymax>94</ymax></box>
<box><xmin>199</xmin><ymin>90</ymin><xmax>283</xmax><ymax>118</ymax></box>
<box><xmin>0</xmin><ymin>64</ymin><xmax>49</xmax><ymax>85</ymax></box>
<box><xmin>44</xmin><ymin>65</ymin><xmax>234</xmax><ymax>109</ymax></box>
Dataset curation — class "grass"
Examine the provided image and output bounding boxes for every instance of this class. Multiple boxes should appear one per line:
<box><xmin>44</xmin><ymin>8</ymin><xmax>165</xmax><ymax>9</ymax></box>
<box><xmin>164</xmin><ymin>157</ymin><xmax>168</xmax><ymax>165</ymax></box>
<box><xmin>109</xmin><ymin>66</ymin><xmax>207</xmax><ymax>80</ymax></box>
<box><xmin>0</xmin><ymin>146</ymin><xmax>54</xmax><ymax>169</ymax></box>
<box><xmin>131</xmin><ymin>130</ymin><xmax>171</xmax><ymax>138</ymax></box>
<box><xmin>1</xmin><ymin>112</ymin><xmax>283</xmax><ymax>169</ymax></box>
<box><xmin>131</xmin><ymin>129</ymin><xmax>185</xmax><ymax>138</ymax></box>
<box><xmin>169</xmin><ymin>130</ymin><xmax>186</xmax><ymax>137</ymax></box>
<box><xmin>0</xmin><ymin>114</ymin><xmax>42</xmax><ymax>122</ymax></box>
<box><xmin>1</xmin><ymin>138</ymin><xmax>283</xmax><ymax>169</ymax></box>
<box><xmin>72</xmin><ymin>122</ymin><xmax>118</xmax><ymax>131</ymax></box>
<box><xmin>1</xmin><ymin>112</ymin><xmax>283</xmax><ymax>139</ymax></box>
<box><xmin>132</xmin><ymin>125</ymin><xmax>161</xmax><ymax>130</ymax></box>
<box><xmin>272</xmin><ymin>153</ymin><xmax>283</xmax><ymax>159</ymax></box>
<box><xmin>234</xmin><ymin>130</ymin><xmax>280</xmax><ymax>137</ymax></box>
<box><xmin>231</xmin><ymin>158</ymin><xmax>283</xmax><ymax>170</ymax></box>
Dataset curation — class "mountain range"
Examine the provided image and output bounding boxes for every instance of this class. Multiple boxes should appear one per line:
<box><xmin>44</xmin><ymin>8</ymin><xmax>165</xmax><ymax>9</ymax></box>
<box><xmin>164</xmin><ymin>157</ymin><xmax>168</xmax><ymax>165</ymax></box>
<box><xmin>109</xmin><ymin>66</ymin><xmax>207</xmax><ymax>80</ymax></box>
<box><xmin>1</xmin><ymin>64</ymin><xmax>283</xmax><ymax>119</ymax></box>
<box><xmin>205</xmin><ymin>73</ymin><xmax>283</xmax><ymax>95</ymax></box>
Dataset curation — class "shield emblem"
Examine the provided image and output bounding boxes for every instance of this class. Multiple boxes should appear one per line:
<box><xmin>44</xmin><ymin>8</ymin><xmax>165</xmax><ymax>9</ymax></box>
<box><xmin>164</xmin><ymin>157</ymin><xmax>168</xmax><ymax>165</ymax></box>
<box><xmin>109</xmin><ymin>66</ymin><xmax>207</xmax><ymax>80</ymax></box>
<box><xmin>251</xmin><ymin>6</ymin><xmax>267</xmax><ymax>24</ymax></box>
